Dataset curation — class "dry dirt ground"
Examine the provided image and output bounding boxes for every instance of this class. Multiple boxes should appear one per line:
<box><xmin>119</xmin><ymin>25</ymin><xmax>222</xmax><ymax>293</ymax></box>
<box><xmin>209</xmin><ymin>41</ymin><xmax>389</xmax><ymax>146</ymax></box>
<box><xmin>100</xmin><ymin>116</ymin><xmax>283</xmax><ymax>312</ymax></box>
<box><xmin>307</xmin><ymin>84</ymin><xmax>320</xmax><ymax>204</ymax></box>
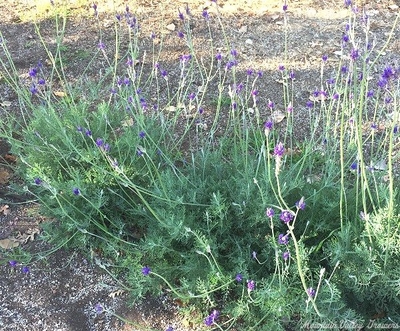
<box><xmin>1</xmin><ymin>0</ymin><xmax>400</xmax><ymax>330</ymax></box>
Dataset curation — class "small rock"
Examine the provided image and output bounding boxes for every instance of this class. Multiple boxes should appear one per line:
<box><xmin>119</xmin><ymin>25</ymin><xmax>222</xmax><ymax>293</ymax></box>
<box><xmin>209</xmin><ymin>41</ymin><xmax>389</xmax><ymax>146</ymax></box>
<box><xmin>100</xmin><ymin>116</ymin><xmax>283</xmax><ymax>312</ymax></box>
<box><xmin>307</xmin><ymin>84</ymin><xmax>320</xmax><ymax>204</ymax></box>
<box><xmin>238</xmin><ymin>25</ymin><xmax>247</xmax><ymax>33</ymax></box>
<box><xmin>166</xmin><ymin>23</ymin><xmax>175</xmax><ymax>31</ymax></box>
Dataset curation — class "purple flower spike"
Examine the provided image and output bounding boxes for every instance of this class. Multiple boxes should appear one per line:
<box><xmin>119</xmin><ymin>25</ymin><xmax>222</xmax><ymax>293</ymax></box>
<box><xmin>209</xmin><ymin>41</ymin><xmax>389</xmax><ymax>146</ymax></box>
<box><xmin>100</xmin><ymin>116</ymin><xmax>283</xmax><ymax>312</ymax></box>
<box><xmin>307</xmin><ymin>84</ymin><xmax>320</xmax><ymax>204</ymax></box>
<box><xmin>273</xmin><ymin>142</ymin><xmax>285</xmax><ymax>157</ymax></box>
<box><xmin>264</xmin><ymin>120</ymin><xmax>273</xmax><ymax>132</ymax></box>
<box><xmin>344</xmin><ymin>0</ymin><xmax>352</xmax><ymax>8</ymax></box>
<box><xmin>29</xmin><ymin>67</ymin><xmax>38</xmax><ymax>78</ymax></box>
<box><xmin>142</xmin><ymin>266</ymin><xmax>151</xmax><ymax>276</ymax></box>
<box><xmin>235</xmin><ymin>273</ymin><xmax>243</xmax><ymax>282</ymax></box>
<box><xmin>265</xmin><ymin>208</ymin><xmax>275</xmax><ymax>218</ymax></box>
<box><xmin>34</xmin><ymin>178</ymin><xmax>42</xmax><ymax>185</ymax></box>
<box><xmin>247</xmin><ymin>280</ymin><xmax>255</xmax><ymax>291</ymax></box>
<box><xmin>204</xmin><ymin>310</ymin><xmax>219</xmax><ymax>326</ymax></box>
<box><xmin>103</xmin><ymin>144</ymin><xmax>110</xmax><ymax>152</ymax></box>
<box><xmin>95</xmin><ymin>303</ymin><xmax>103</xmax><ymax>314</ymax></box>
<box><xmin>21</xmin><ymin>266</ymin><xmax>30</xmax><ymax>274</ymax></box>
<box><xmin>30</xmin><ymin>85</ymin><xmax>38</xmax><ymax>95</ymax></box>
<box><xmin>307</xmin><ymin>287</ymin><xmax>316</xmax><ymax>298</ymax></box>
<box><xmin>296</xmin><ymin>197</ymin><xmax>306</xmax><ymax>210</ymax></box>
<box><xmin>278</xmin><ymin>233</ymin><xmax>290</xmax><ymax>245</ymax></box>
<box><xmin>9</xmin><ymin>260</ymin><xmax>18</xmax><ymax>267</ymax></box>
<box><xmin>96</xmin><ymin>138</ymin><xmax>104</xmax><ymax>147</ymax></box>
<box><xmin>280</xmin><ymin>210</ymin><xmax>294</xmax><ymax>224</ymax></box>
<box><xmin>283</xmin><ymin>251</ymin><xmax>290</xmax><ymax>261</ymax></box>
<box><xmin>73</xmin><ymin>188</ymin><xmax>81</xmax><ymax>196</ymax></box>
<box><xmin>204</xmin><ymin>315</ymin><xmax>214</xmax><ymax>326</ymax></box>
<box><xmin>350</xmin><ymin>48</ymin><xmax>359</xmax><ymax>60</ymax></box>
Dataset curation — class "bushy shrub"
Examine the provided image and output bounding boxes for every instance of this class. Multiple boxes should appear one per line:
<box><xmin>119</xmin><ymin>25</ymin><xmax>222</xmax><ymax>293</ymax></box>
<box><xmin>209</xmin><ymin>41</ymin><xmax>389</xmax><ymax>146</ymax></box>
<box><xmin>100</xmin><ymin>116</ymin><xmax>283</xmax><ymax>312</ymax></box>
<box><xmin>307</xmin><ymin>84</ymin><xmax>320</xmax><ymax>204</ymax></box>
<box><xmin>1</xmin><ymin>1</ymin><xmax>400</xmax><ymax>329</ymax></box>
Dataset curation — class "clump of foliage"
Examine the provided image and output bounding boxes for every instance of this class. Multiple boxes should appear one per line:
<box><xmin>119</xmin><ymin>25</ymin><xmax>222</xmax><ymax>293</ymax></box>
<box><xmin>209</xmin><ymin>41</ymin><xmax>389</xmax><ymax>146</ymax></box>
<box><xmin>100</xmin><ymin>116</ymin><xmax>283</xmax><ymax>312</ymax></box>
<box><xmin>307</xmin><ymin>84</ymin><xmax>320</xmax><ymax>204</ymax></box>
<box><xmin>1</xmin><ymin>1</ymin><xmax>400</xmax><ymax>330</ymax></box>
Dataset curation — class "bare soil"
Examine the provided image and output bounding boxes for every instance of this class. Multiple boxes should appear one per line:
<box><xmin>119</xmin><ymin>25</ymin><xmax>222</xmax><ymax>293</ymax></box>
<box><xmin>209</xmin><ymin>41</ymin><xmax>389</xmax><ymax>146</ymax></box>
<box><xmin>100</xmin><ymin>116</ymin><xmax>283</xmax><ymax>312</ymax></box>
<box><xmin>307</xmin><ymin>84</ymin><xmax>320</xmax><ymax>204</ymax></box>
<box><xmin>1</xmin><ymin>0</ymin><xmax>399</xmax><ymax>330</ymax></box>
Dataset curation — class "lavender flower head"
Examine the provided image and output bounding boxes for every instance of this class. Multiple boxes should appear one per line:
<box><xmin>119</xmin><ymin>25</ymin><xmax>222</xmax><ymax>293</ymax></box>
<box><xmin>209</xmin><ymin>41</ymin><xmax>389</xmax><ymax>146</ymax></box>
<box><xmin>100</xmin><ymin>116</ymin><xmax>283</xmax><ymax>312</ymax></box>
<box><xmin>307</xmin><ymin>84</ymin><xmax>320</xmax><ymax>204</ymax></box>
<box><xmin>283</xmin><ymin>251</ymin><xmax>290</xmax><ymax>261</ymax></box>
<box><xmin>178</xmin><ymin>9</ymin><xmax>184</xmax><ymax>20</ymax></box>
<box><xmin>96</xmin><ymin>138</ymin><xmax>104</xmax><ymax>147</ymax></box>
<box><xmin>280</xmin><ymin>210</ymin><xmax>294</xmax><ymax>224</ymax></box>
<box><xmin>296</xmin><ymin>197</ymin><xmax>306</xmax><ymax>210</ymax></box>
<box><xmin>235</xmin><ymin>273</ymin><xmax>243</xmax><ymax>282</ymax></box>
<box><xmin>273</xmin><ymin>142</ymin><xmax>285</xmax><ymax>157</ymax></box>
<box><xmin>265</xmin><ymin>208</ymin><xmax>275</xmax><ymax>218</ymax></box>
<box><xmin>307</xmin><ymin>287</ymin><xmax>316</xmax><ymax>298</ymax></box>
<box><xmin>204</xmin><ymin>310</ymin><xmax>220</xmax><ymax>326</ymax></box>
<box><xmin>141</xmin><ymin>266</ymin><xmax>151</xmax><ymax>276</ymax></box>
<box><xmin>9</xmin><ymin>260</ymin><xmax>18</xmax><ymax>267</ymax></box>
<box><xmin>95</xmin><ymin>303</ymin><xmax>103</xmax><ymax>314</ymax></box>
<box><xmin>350</xmin><ymin>48</ymin><xmax>359</xmax><ymax>60</ymax></box>
<box><xmin>202</xmin><ymin>9</ymin><xmax>209</xmax><ymax>20</ymax></box>
<box><xmin>247</xmin><ymin>280</ymin><xmax>255</xmax><ymax>291</ymax></box>
<box><xmin>29</xmin><ymin>67</ymin><xmax>38</xmax><ymax>78</ymax></box>
<box><xmin>278</xmin><ymin>233</ymin><xmax>290</xmax><ymax>245</ymax></box>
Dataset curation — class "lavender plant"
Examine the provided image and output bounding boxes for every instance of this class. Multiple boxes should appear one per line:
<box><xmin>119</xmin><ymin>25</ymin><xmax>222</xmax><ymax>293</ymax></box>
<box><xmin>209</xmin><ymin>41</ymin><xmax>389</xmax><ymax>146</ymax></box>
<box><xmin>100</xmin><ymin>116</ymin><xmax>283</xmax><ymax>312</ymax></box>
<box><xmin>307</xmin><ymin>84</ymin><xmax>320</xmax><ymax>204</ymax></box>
<box><xmin>1</xmin><ymin>0</ymin><xmax>400</xmax><ymax>330</ymax></box>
